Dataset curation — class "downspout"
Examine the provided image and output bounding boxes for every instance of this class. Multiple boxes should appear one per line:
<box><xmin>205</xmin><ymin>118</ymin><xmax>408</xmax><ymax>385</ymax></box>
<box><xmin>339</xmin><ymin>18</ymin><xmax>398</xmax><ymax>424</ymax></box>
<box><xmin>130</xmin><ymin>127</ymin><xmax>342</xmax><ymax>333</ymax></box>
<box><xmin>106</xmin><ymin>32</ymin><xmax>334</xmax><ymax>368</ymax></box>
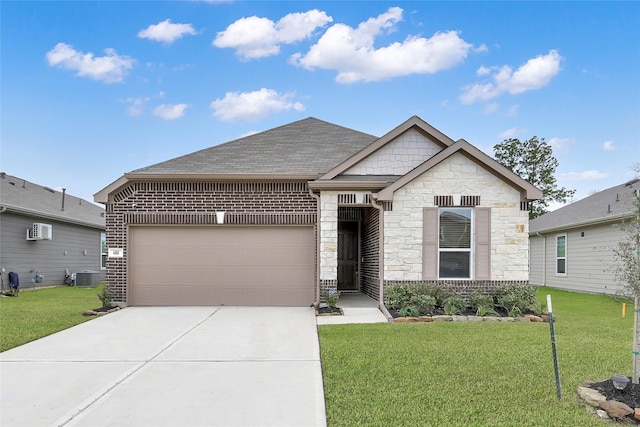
<box><xmin>536</xmin><ymin>232</ymin><xmax>546</xmax><ymax>286</ymax></box>
<box><xmin>371</xmin><ymin>196</ymin><xmax>394</xmax><ymax>322</ymax></box>
<box><xmin>308</xmin><ymin>187</ymin><xmax>321</xmax><ymax>308</ymax></box>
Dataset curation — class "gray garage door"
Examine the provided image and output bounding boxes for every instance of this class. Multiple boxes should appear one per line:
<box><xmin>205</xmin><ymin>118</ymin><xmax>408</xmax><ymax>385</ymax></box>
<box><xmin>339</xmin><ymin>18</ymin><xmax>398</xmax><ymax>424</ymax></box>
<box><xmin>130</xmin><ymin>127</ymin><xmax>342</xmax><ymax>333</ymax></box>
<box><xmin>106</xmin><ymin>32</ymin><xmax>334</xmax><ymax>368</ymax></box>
<box><xmin>129</xmin><ymin>226</ymin><xmax>316</xmax><ymax>306</ymax></box>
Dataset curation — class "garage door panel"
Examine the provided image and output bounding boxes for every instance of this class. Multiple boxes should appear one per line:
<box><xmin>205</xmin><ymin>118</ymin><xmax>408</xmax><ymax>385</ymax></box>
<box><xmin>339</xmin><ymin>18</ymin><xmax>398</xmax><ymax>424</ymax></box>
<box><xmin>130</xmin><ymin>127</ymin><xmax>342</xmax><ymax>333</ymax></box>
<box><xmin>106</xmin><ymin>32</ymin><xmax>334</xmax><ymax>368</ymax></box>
<box><xmin>129</xmin><ymin>226</ymin><xmax>315</xmax><ymax>306</ymax></box>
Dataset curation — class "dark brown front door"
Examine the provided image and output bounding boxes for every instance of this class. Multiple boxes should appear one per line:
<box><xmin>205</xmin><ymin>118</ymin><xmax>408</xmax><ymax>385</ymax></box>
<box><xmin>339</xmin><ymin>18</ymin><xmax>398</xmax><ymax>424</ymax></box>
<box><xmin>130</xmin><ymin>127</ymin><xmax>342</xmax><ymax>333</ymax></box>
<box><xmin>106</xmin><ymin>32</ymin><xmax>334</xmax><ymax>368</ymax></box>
<box><xmin>338</xmin><ymin>221</ymin><xmax>358</xmax><ymax>291</ymax></box>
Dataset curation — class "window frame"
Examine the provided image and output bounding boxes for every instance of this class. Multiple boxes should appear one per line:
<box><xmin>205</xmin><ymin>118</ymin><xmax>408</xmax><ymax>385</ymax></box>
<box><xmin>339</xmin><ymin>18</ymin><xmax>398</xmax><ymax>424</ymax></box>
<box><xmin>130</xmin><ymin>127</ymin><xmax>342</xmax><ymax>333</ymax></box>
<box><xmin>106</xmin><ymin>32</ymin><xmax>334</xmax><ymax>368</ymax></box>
<box><xmin>437</xmin><ymin>207</ymin><xmax>474</xmax><ymax>280</ymax></box>
<box><xmin>100</xmin><ymin>232</ymin><xmax>107</xmax><ymax>270</ymax></box>
<box><xmin>555</xmin><ymin>234</ymin><xmax>567</xmax><ymax>276</ymax></box>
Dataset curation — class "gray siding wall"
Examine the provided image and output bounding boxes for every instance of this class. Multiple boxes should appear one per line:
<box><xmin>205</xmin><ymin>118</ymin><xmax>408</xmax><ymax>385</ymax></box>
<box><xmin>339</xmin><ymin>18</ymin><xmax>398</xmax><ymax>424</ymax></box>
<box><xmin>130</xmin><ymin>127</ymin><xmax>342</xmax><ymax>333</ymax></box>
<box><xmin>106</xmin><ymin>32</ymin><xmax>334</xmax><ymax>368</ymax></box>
<box><xmin>529</xmin><ymin>222</ymin><xmax>626</xmax><ymax>295</ymax></box>
<box><xmin>0</xmin><ymin>212</ymin><xmax>105</xmax><ymax>289</ymax></box>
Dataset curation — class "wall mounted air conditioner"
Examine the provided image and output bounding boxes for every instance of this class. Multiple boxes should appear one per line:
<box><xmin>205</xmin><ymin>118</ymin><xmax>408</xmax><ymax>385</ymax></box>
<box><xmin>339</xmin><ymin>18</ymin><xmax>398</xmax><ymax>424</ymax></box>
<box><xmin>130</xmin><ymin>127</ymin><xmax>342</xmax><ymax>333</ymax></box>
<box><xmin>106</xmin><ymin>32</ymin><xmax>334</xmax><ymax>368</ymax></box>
<box><xmin>27</xmin><ymin>223</ymin><xmax>52</xmax><ymax>241</ymax></box>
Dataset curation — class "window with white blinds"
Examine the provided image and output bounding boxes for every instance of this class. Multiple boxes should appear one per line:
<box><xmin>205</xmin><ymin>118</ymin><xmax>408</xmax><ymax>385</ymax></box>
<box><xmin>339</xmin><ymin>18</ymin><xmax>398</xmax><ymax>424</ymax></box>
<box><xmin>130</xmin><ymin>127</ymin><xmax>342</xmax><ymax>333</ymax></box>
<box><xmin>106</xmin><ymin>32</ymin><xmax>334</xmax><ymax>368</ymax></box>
<box><xmin>438</xmin><ymin>208</ymin><xmax>472</xmax><ymax>279</ymax></box>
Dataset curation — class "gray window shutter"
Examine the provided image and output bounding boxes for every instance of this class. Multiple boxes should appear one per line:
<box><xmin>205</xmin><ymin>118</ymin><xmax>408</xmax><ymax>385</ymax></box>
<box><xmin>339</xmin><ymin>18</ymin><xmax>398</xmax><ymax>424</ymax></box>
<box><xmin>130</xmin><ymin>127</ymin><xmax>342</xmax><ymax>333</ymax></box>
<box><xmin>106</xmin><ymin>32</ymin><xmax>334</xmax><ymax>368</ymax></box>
<box><xmin>475</xmin><ymin>207</ymin><xmax>491</xmax><ymax>280</ymax></box>
<box><xmin>422</xmin><ymin>207</ymin><xmax>438</xmax><ymax>280</ymax></box>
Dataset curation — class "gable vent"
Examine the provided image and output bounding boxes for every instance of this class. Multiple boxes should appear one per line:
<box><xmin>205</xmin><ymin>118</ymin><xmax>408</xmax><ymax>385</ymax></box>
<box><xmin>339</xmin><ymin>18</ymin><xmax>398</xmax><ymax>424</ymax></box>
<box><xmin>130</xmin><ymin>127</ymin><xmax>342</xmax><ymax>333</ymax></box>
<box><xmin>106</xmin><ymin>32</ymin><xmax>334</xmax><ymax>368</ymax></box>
<box><xmin>338</xmin><ymin>193</ymin><xmax>371</xmax><ymax>205</ymax></box>
<box><xmin>520</xmin><ymin>201</ymin><xmax>530</xmax><ymax>211</ymax></box>
<box><xmin>434</xmin><ymin>195</ymin><xmax>481</xmax><ymax>207</ymax></box>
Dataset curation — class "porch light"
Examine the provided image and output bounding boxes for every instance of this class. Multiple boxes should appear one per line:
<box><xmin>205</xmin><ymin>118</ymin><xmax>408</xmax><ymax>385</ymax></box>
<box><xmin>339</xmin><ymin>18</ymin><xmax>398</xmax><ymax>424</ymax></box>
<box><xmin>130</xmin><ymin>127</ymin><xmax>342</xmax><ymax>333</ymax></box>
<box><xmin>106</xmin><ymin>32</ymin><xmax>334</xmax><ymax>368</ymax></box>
<box><xmin>611</xmin><ymin>375</ymin><xmax>630</xmax><ymax>390</ymax></box>
<box><xmin>216</xmin><ymin>211</ymin><xmax>226</xmax><ymax>224</ymax></box>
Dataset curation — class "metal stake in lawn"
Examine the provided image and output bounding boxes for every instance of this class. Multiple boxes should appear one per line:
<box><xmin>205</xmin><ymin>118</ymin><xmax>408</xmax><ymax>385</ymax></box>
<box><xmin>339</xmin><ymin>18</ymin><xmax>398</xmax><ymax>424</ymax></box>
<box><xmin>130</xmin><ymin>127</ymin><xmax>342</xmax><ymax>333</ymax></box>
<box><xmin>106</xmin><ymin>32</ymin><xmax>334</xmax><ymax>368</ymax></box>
<box><xmin>547</xmin><ymin>294</ymin><xmax>562</xmax><ymax>400</ymax></box>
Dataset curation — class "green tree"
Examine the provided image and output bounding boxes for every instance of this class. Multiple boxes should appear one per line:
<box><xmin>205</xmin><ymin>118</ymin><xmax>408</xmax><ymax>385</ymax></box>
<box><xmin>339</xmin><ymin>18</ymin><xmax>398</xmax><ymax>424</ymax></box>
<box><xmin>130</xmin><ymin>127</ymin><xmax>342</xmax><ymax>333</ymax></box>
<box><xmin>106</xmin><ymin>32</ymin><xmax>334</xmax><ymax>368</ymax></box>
<box><xmin>612</xmin><ymin>175</ymin><xmax>640</xmax><ymax>383</ymax></box>
<box><xmin>493</xmin><ymin>137</ymin><xmax>575</xmax><ymax>219</ymax></box>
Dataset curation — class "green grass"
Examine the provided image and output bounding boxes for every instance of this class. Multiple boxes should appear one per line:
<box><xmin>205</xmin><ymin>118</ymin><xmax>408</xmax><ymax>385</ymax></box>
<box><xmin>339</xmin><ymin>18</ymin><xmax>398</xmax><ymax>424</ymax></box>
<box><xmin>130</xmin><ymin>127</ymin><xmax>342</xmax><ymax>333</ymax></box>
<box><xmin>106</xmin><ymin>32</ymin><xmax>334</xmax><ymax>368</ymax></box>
<box><xmin>318</xmin><ymin>288</ymin><xmax>634</xmax><ymax>426</ymax></box>
<box><xmin>0</xmin><ymin>285</ymin><xmax>104</xmax><ymax>352</ymax></box>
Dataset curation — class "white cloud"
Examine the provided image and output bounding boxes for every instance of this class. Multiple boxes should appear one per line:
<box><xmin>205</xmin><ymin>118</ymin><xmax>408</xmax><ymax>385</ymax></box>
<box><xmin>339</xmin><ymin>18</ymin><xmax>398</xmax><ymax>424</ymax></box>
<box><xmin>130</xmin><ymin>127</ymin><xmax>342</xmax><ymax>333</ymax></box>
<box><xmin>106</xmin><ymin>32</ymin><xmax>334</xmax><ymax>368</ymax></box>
<box><xmin>498</xmin><ymin>127</ymin><xmax>527</xmax><ymax>139</ymax></box>
<box><xmin>46</xmin><ymin>42</ymin><xmax>133</xmax><ymax>83</ymax></box>
<box><xmin>460</xmin><ymin>50</ymin><xmax>562</xmax><ymax>104</ymax></box>
<box><xmin>506</xmin><ymin>104</ymin><xmax>519</xmax><ymax>117</ymax></box>
<box><xmin>138</xmin><ymin>19</ymin><xmax>197</xmax><ymax>44</ymax></box>
<box><xmin>210</xmin><ymin>88</ymin><xmax>304</xmax><ymax>121</ymax></box>
<box><xmin>477</xmin><ymin>65</ymin><xmax>493</xmax><ymax>76</ymax></box>
<box><xmin>123</xmin><ymin>96</ymin><xmax>150</xmax><ymax>117</ymax></box>
<box><xmin>560</xmin><ymin>170</ymin><xmax>609</xmax><ymax>181</ymax></box>
<box><xmin>153</xmin><ymin>103</ymin><xmax>189</xmax><ymax>120</ymax></box>
<box><xmin>483</xmin><ymin>103</ymin><xmax>499</xmax><ymax>114</ymax></box>
<box><xmin>213</xmin><ymin>10</ymin><xmax>332</xmax><ymax>59</ymax></box>
<box><xmin>291</xmin><ymin>7</ymin><xmax>476</xmax><ymax>83</ymax></box>
<box><xmin>548</xmin><ymin>137</ymin><xmax>574</xmax><ymax>153</ymax></box>
<box><xmin>603</xmin><ymin>140</ymin><xmax>616</xmax><ymax>151</ymax></box>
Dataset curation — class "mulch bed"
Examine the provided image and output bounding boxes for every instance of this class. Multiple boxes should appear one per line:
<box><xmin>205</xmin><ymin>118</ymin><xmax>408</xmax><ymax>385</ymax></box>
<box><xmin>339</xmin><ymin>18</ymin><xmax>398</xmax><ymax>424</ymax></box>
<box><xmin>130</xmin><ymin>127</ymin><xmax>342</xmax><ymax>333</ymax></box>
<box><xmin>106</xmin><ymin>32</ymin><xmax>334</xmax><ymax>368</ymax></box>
<box><xmin>83</xmin><ymin>306</ymin><xmax>122</xmax><ymax>316</ymax></box>
<box><xmin>591</xmin><ymin>378</ymin><xmax>640</xmax><ymax>410</ymax></box>
<box><xmin>316</xmin><ymin>306</ymin><xmax>344</xmax><ymax>316</ymax></box>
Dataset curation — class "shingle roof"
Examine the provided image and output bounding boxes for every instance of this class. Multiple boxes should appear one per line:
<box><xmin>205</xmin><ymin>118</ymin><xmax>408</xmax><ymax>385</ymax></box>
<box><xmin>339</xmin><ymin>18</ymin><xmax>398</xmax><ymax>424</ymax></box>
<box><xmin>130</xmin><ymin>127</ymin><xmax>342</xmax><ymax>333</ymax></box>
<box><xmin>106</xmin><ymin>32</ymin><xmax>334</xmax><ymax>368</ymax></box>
<box><xmin>0</xmin><ymin>173</ymin><xmax>105</xmax><ymax>229</ymax></box>
<box><xmin>529</xmin><ymin>179</ymin><xmax>639</xmax><ymax>233</ymax></box>
<box><xmin>130</xmin><ymin>117</ymin><xmax>378</xmax><ymax>176</ymax></box>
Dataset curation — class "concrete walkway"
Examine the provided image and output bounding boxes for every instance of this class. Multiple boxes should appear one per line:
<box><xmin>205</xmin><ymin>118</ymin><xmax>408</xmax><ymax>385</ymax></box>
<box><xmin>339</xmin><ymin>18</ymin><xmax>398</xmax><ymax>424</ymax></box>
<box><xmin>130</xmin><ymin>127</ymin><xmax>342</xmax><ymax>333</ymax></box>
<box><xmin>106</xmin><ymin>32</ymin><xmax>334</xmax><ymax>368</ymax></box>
<box><xmin>0</xmin><ymin>307</ymin><xmax>326</xmax><ymax>427</ymax></box>
<box><xmin>316</xmin><ymin>293</ymin><xmax>390</xmax><ymax>325</ymax></box>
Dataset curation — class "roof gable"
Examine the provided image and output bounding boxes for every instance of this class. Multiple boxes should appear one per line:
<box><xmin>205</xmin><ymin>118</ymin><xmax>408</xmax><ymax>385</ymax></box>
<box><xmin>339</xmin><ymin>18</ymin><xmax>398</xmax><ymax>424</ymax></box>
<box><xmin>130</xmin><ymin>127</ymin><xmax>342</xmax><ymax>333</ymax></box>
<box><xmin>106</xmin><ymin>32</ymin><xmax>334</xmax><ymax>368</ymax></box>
<box><xmin>319</xmin><ymin>116</ymin><xmax>455</xmax><ymax>180</ymax></box>
<box><xmin>376</xmin><ymin>139</ymin><xmax>543</xmax><ymax>202</ymax></box>
<box><xmin>342</xmin><ymin>128</ymin><xmax>443</xmax><ymax>176</ymax></box>
<box><xmin>529</xmin><ymin>179</ymin><xmax>639</xmax><ymax>233</ymax></box>
<box><xmin>0</xmin><ymin>173</ymin><xmax>105</xmax><ymax>228</ymax></box>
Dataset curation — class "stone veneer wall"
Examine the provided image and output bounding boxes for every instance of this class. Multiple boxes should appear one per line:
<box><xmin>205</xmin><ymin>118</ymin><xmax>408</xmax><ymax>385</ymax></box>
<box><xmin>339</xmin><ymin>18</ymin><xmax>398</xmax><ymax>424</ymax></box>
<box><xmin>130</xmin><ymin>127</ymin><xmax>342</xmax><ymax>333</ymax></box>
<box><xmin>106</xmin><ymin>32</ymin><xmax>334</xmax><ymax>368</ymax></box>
<box><xmin>320</xmin><ymin>191</ymin><xmax>339</xmax><ymax>280</ymax></box>
<box><xmin>345</xmin><ymin>129</ymin><xmax>442</xmax><ymax>175</ymax></box>
<box><xmin>105</xmin><ymin>181</ymin><xmax>317</xmax><ymax>303</ymax></box>
<box><xmin>384</xmin><ymin>152</ymin><xmax>530</xmax><ymax>282</ymax></box>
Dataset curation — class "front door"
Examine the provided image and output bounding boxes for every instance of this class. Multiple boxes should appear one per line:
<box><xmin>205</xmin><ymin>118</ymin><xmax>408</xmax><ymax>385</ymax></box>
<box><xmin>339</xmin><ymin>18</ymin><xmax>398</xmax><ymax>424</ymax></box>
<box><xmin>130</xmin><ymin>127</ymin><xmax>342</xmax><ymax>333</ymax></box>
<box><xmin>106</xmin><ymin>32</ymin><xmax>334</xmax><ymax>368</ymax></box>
<box><xmin>338</xmin><ymin>221</ymin><xmax>359</xmax><ymax>291</ymax></box>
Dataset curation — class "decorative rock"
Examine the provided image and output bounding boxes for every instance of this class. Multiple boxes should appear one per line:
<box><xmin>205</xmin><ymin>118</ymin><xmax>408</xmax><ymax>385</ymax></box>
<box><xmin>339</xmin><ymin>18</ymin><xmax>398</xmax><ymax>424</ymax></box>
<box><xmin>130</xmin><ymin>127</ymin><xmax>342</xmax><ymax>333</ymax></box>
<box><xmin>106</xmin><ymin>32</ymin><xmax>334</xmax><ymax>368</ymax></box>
<box><xmin>596</xmin><ymin>409</ymin><xmax>610</xmax><ymax>420</ymax></box>
<box><xmin>540</xmin><ymin>314</ymin><xmax>550</xmax><ymax>322</ymax></box>
<box><xmin>635</xmin><ymin>407</ymin><xmax>640</xmax><ymax>421</ymax></box>
<box><xmin>405</xmin><ymin>317</ymin><xmax>418</xmax><ymax>322</ymax></box>
<box><xmin>499</xmin><ymin>317</ymin><xmax>515</xmax><ymax>322</ymax></box>
<box><xmin>431</xmin><ymin>315</ymin><xmax>453</xmax><ymax>322</ymax></box>
<box><xmin>483</xmin><ymin>316</ymin><xmax>501</xmax><ymax>322</ymax></box>
<box><xmin>467</xmin><ymin>316</ymin><xmax>484</xmax><ymax>322</ymax></box>
<box><xmin>515</xmin><ymin>317</ymin><xmax>531</xmax><ymax>322</ymax></box>
<box><xmin>524</xmin><ymin>314</ymin><xmax>544</xmax><ymax>322</ymax></box>
<box><xmin>83</xmin><ymin>310</ymin><xmax>98</xmax><ymax>316</ymax></box>
<box><xmin>452</xmin><ymin>315</ymin><xmax>468</xmax><ymax>322</ymax></box>
<box><xmin>394</xmin><ymin>317</ymin><xmax>409</xmax><ymax>323</ymax></box>
<box><xmin>417</xmin><ymin>316</ymin><xmax>433</xmax><ymax>322</ymax></box>
<box><xmin>600</xmin><ymin>400</ymin><xmax>633</xmax><ymax>419</ymax></box>
<box><xmin>577</xmin><ymin>386</ymin><xmax>606</xmax><ymax>407</ymax></box>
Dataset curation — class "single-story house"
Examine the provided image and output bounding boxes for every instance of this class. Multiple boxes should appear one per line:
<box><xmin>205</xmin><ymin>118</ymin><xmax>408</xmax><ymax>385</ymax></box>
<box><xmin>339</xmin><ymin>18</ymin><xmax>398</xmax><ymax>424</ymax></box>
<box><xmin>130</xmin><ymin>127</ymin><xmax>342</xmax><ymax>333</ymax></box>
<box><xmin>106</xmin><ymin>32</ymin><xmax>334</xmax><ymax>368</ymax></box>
<box><xmin>0</xmin><ymin>172</ymin><xmax>106</xmax><ymax>289</ymax></box>
<box><xmin>529</xmin><ymin>179</ymin><xmax>639</xmax><ymax>295</ymax></box>
<box><xmin>95</xmin><ymin>116</ymin><xmax>542</xmax><ymax>307</ymax></box>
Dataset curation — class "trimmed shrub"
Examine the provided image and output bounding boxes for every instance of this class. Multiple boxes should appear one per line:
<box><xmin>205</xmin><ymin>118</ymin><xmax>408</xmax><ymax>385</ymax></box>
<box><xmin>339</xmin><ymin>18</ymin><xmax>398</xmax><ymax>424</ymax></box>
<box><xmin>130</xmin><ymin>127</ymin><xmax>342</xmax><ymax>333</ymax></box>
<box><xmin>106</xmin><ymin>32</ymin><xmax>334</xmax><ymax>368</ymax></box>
<box><xmin>492</xmin><ymin>283</ymin><xmax>538</xmax><ymax>313</ymax></box>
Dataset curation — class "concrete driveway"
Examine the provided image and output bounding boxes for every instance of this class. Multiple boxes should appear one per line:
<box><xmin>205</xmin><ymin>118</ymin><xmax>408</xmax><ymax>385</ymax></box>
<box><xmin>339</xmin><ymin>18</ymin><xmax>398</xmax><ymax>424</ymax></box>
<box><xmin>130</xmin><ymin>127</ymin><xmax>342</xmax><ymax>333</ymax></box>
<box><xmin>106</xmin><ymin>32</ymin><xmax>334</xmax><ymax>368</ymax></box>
<box><xmin>0</xmin><ymin>307</ymin><xmax>326</xmax><ymax>427</ymax></box>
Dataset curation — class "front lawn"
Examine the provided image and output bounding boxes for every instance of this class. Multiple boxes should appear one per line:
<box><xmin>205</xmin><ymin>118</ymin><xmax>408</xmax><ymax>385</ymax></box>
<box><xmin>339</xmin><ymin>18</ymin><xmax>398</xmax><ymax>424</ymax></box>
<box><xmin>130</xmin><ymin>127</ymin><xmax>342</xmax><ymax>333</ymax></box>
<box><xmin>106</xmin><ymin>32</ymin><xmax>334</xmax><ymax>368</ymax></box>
<box><xmin>318</xmin><ymin>288</ymin><xmax>633</xmax><ymax>426</ymax></box>
<box><xmin>0</xmin><ymin>285</ymin><xmax>104</xmax><ymax>352</ymax></box>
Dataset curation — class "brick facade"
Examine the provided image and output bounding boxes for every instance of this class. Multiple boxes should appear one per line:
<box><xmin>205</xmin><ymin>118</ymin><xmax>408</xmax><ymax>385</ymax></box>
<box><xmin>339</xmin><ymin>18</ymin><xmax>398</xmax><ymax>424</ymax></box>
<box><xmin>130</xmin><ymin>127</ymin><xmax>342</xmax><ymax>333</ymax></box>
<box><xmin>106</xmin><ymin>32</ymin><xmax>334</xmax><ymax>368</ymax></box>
<box><xmin>105</xmin><ymin>181</ymin><xmax>317</xmax><ymax>303</ymax></box>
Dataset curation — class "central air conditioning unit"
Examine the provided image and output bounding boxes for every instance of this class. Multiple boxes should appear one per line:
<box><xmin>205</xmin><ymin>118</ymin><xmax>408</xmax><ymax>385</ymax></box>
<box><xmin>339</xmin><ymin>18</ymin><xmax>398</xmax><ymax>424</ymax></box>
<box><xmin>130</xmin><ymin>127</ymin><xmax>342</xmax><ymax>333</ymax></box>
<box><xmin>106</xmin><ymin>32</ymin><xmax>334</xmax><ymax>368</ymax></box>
<box><xmin>27</xmin><ymin>223</ymin><xmax>53</xmax><ymax>241</ymax></box>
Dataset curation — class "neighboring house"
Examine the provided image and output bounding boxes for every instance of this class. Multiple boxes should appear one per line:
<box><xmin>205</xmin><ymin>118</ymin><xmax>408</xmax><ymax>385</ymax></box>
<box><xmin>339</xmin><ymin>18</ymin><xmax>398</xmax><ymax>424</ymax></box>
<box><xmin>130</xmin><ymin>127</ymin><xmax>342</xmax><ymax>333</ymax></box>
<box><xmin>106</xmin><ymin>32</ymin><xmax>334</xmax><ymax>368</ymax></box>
<box><xmin>0</xmin><ymin>172</ymin><xmax>106</xmax><ymax>288</ymax></box>
<box><xmin>529</xmin><ymin>179</ymin><xmax>639</xmax><ymax>295</ymax></box>
<box><xmin>95</xmin><ymin>116</ymin><xmax>542</xmax><ymax>307</ymax></box>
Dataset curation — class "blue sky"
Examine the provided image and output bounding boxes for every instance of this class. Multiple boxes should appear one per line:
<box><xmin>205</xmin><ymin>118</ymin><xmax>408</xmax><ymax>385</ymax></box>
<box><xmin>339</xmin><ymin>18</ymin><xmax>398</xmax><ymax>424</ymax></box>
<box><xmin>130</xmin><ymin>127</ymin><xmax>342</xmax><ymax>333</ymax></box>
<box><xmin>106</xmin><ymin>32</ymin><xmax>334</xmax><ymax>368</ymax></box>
<box><xmin>2</xmin><ymin>1</ymin><xmax>639</xmax><ymax>209</ymax></box>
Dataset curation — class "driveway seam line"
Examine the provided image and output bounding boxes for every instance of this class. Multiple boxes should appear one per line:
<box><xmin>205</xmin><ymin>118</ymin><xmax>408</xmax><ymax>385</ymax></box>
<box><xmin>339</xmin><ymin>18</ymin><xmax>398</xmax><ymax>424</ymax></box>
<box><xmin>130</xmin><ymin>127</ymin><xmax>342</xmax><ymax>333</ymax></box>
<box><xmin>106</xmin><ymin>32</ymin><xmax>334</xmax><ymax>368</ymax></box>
<box><xmin>56</xmin><ymin>307</ymin><xmax>221</xmax><ymax>426</ymax></box>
